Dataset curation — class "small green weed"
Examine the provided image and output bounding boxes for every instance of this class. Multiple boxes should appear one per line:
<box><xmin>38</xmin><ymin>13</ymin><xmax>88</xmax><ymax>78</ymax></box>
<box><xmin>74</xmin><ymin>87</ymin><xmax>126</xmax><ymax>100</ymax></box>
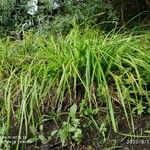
<box><xmin>51</xmin><ymin>104</ymin><xmax>82</xmax><ymax>145</ymax></box>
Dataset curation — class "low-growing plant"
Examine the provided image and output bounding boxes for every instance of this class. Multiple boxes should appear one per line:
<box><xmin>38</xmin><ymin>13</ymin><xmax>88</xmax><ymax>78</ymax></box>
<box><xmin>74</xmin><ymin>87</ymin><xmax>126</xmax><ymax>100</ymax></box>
<box><xmin>51</xmin><ymin>104</ymin><xmax>83</xmax><ymax>145</ymax></box>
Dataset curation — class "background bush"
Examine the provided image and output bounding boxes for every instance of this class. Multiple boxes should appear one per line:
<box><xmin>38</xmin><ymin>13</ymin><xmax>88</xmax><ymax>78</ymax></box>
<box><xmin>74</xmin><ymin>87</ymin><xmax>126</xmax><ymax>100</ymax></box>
<box><xmin>0</xmin><ymin>0</ymin><xmax>149</xmax><ymax>35</ymax></box>
<box><xmin>0</xmin><ymin>0</ymin><xmax>117</xmax><ymax>35</ymax></box>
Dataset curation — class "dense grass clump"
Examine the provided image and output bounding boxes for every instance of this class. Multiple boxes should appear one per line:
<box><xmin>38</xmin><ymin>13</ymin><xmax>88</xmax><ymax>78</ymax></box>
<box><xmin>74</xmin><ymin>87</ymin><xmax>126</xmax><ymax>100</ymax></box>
<box><xmin>0</xmin><ymin>28</ymin><xmax>150</xmax><ymax>149</ymax></box>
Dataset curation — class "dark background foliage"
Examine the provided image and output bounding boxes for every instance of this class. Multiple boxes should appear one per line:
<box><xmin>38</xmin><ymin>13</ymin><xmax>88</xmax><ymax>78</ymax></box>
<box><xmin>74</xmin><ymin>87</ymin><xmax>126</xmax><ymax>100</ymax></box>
<box><xmin>0</xmin><ymin>0</ymin><xmax>149</xmax><ymax>36</ymax></box>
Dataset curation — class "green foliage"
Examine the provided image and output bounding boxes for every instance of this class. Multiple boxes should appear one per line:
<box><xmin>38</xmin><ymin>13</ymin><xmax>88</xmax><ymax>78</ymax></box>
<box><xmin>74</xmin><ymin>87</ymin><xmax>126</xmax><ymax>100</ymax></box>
<box><xmin>0</xmin><ymin>27</ymin><xmax>150</xmax><ymax>148</ymax></box>
<box><xmin>63</xmin><ymin>0</ymin><xmax>117</xmax><ymax>23</ymax></box>
<box><xmin>51</xmin><ymin>104</ymin><xmax>83</xmax><ymax>145</ymax></box>
<box><xmin>80</xmin><ymin>99</ymin><xmax>99</xmax><ymax>117</ymax></box>
<box><xmin>0</xmin><ymin>0</ymin><xmax>118</xmax><ymax>35</ymax></box>
<box><xmin>1</xmin><ymin>0</ymin><xmax>149</xmax><ymax>35</ymax></box>
<box><xmin>27</xmin><ymin>124</ymin><xmax>48</xmax><ymax>144</ymax></box>
<box><xmin>0</xmin><ymin>0</ymin><xmax>28</xmax><ymax>24</ymax></box>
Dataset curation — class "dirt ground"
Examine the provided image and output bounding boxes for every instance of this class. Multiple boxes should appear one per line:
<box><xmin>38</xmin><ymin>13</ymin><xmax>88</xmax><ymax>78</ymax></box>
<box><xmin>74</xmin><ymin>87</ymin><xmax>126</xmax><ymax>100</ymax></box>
<box><xmin>23</xmin><ymin>111</ymin><xmax>150</xmax><ymax>150</ymax></box>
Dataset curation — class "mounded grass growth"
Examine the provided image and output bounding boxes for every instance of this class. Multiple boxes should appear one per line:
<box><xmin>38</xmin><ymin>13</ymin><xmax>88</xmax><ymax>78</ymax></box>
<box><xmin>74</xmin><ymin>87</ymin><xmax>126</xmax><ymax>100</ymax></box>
<box><xmin>0</xmin><ymin>27</ymin><xmax>150</xmax><ymax>149</ymax></box>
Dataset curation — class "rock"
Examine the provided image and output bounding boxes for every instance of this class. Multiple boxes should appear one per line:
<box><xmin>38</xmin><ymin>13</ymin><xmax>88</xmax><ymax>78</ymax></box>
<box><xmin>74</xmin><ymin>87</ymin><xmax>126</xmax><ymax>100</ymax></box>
<box><xmin>53</xmin><ymin>1</ymin><xmax>61</xmax><ymax>10</ymax></box>
<box><xmin>40</xmin><ymin>144</ymin><xmax>50</xmax><ymax>150</ymax></box>
<box><xmin>27</xmin><ymin>0</ymin><xmax>38</xmax><ymax>15</ymax></box>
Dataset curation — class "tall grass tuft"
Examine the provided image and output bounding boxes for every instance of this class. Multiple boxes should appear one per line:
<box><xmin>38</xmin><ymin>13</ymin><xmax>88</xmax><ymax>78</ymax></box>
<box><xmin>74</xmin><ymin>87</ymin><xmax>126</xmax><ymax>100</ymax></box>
<box><xmin>0</xmin><ymin>27</ymin><xmax>150</xmax><ymax>148</ymax></box>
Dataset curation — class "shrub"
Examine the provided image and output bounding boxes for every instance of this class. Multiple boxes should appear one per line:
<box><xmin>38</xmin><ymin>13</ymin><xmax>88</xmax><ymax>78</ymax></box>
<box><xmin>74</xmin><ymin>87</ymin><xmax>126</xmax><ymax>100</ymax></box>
<box><xmin>0</xmin><ymin>0</ymin><xmax>117</xmax><ymax>34</ymax></box>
